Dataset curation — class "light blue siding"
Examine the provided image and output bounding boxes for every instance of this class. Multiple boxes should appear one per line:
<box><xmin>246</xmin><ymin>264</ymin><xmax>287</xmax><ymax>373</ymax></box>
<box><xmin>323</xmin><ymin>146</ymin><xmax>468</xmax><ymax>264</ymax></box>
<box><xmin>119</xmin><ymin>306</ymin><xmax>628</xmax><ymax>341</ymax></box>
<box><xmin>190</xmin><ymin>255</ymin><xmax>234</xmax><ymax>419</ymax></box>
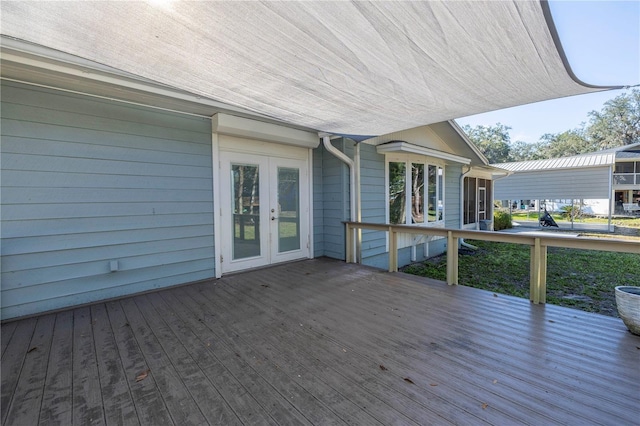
<box><xmin>359</xmin><ymin>143</ymin><xmax>387</xmax><ymax>267</ymax></box>
<box><xmin>318</xmin><ymin>139</ymin><xmax>351</xmax><ymax>260</ymax></box>
<box><xmin>445</xmin><ymin>163</ymin><xmax>463</xmax><ymax>229</ymax></box>
<box><xmin>1</xmin><ymin>81</ymin><xmax>215</xmax><ymax>319</ymax></box>
<box><xmin>315</xmin><ymin>140</ymin><xmax>465</xmax><ymax>270</ymax></box>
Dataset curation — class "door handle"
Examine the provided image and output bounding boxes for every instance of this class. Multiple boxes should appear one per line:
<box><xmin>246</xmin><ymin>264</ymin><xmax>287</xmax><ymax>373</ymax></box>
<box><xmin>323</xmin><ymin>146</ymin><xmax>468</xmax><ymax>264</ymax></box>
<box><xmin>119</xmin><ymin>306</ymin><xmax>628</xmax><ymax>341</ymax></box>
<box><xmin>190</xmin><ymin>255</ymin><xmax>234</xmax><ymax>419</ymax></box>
<box><xmin>271</xmin><ymin>216</ymin><xmax>278</xmax><ymax>221</ymax></box>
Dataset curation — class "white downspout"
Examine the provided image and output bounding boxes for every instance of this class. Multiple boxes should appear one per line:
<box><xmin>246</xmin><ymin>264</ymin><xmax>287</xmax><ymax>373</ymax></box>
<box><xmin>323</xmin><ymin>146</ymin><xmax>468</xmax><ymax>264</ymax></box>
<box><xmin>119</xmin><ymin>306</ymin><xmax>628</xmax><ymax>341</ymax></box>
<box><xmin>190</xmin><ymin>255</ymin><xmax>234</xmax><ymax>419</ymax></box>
<box><xmin>321</xmin><ymin>134</ymin><xmax>358</xmax><ymax>261</ymax></box>
<box><xmin>354</xmin><ymin>142</ymin><xmax>362</xmax><ymax>262</ymax></box>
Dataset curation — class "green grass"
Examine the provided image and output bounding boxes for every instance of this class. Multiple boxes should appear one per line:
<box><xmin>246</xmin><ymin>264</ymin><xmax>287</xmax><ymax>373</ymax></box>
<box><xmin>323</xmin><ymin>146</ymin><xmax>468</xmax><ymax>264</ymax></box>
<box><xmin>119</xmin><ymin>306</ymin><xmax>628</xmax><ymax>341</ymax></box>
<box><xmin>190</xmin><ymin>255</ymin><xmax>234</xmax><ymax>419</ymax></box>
<box><xmin>402</xmin><ymin>240</ymin><xmax>640</xmax><ymax>317</ymax></box>
<box><xmin>510</xmin><ymin>212</ymin><xmax>640</xmax><ymax>227</ymax></box>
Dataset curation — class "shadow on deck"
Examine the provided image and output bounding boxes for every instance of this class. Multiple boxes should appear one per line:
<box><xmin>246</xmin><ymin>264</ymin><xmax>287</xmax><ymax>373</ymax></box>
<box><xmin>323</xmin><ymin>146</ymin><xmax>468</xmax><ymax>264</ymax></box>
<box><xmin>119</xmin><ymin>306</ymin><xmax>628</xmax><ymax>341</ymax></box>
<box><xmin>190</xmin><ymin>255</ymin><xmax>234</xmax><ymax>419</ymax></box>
<box><xmin>2</xmin><ymin>258</ymin><xmax>639</xmax><ymax>425</ymax></box>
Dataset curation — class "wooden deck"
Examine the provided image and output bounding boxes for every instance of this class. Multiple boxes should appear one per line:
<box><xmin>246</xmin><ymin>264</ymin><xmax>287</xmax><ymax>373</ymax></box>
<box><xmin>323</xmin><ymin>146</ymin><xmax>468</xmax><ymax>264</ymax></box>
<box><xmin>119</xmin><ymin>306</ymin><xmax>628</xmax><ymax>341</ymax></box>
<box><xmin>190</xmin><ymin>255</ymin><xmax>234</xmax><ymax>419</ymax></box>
<box><xmin>2</xmin><ymin>258</ymin><xmax>639</xmax><ymax>425</ymax></box>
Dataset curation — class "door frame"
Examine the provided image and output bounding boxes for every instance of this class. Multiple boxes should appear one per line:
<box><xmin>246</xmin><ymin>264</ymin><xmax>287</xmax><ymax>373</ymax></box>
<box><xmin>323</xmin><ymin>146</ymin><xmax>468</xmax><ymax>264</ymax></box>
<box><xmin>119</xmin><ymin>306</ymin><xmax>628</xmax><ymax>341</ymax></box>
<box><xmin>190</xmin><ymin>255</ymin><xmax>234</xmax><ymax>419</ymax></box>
<box><xmin>213</xmin><ymin>135</ymin><xmax>313</xmax><ymax>276</ymax></box>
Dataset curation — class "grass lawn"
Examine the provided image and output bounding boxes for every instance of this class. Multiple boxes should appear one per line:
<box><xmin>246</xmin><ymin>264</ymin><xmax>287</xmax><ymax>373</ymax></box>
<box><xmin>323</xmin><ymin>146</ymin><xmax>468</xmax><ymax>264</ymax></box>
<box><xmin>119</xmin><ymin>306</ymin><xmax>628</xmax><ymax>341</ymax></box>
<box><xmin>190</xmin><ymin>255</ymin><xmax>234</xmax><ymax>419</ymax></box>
<box><xmin>511</xmin><ymin>212</ymin><xmax>640</xmax><ymax>228</ymax></box>
<box><xmin>402</xmin><ymin>240</ymin><xmax>640</xmax><ymax>317</ymax></box>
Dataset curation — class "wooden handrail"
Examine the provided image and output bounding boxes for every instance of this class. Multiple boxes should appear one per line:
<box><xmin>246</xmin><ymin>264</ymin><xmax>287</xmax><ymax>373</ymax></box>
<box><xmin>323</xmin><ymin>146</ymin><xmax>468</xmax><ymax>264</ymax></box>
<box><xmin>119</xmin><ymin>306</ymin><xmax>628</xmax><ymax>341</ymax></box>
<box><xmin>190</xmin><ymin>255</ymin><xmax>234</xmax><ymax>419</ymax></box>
<box><xmin>345</xmin><ymin>221</ymin><xmax>640</xmax><ymax>304</ymax></box>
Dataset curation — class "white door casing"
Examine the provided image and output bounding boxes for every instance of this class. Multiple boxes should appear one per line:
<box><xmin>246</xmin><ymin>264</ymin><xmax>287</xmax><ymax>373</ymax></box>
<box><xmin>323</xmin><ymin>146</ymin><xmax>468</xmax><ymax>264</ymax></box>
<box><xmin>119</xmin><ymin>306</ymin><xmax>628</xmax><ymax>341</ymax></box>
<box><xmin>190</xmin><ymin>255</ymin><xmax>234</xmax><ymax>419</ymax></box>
<box><xmin>218</xmin><ymin>136</ymin><xmax>310</xmax><ymax>274</ymax></box>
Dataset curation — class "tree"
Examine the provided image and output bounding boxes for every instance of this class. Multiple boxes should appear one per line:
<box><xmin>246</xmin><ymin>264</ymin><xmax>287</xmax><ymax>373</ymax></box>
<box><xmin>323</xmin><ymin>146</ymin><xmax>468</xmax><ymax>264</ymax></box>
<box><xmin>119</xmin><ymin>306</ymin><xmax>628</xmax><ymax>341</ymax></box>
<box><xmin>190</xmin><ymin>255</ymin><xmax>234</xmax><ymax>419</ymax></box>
<box><xmin>587</xmin><ymin>88</ymin><xmax>640</xmax><ymax>148</ymax></box>
<box><xmin>536</xmin><ymin>128</ymin><xmax>597</xmax><ymax>158</ymax></box>
<box><xmin>461</xmin><ymin>123</ymin><xmax>512</xmax><ymax>163</ymax></box>
<box><xmin>509</xmin><ymin>140</ymin><xmax>545</xmax><ymax>162</ymax></box>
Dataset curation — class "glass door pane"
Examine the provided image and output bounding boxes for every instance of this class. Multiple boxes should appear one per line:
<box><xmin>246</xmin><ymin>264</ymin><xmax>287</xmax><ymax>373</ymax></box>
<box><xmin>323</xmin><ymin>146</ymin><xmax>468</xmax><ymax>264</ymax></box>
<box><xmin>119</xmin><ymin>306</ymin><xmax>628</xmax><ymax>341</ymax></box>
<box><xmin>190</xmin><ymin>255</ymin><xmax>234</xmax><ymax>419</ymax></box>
<box><xmin>232</xmin><ymin>164</ymin><xmax>260</xmax><ymax>260</ymax></box>
<box><xmin>277</xmin><ymin>167</ymin><xmax>300</xmax><ymax>253</ymax></box>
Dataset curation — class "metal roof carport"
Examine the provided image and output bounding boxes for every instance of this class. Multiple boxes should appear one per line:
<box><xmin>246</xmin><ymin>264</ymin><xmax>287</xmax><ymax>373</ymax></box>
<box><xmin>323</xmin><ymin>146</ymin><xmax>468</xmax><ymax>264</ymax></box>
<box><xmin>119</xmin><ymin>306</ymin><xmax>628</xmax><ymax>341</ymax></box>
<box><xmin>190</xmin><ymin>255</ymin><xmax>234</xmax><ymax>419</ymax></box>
<box><xmin>493</xmin><ymin>153</ymin><xmax>615</xmax><ymax>200</ymax></box>
<box><xmin>492</xmin><ymin>152</ymin><xmax>616</xmax><ymax>230</ymax></box>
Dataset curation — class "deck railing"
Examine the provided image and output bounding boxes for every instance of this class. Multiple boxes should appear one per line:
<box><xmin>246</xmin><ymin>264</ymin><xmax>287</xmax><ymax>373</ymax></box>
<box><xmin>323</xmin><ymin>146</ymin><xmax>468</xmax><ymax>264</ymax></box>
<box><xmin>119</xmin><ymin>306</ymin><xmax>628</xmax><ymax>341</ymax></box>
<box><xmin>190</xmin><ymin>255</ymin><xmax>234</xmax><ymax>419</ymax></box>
<box><xmin>344</xmin><ymin>221</ymin><xmax>640</xmax><ymax>304</ymax></box>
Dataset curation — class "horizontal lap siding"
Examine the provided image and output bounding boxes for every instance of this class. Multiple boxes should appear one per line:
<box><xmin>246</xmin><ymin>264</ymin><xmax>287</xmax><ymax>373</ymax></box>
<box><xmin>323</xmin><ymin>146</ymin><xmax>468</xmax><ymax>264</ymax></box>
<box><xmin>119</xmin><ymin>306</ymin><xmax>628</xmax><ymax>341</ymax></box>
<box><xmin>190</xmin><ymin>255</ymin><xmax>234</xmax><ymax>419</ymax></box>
<box><xmin>494</xmin><ymin>167</ymin><xmax>611</xmax><ymax>200</ymax></box>
<box><xmin>0</xmin><ymin>82</ymin><xmax>214</xmax><ymax>320</ymax></box>
<box><xmin>445</xmin><ymin>163</ymin><xmax>462</xmax><ymax>229</ymax></box>
<box><xmin>360</xmin><ymin>144</ymin><xmax>387</xmax><ymax>267</ymax></box>
<box><xmin>320</xmin><ymin>140</ymin><xmax>351</xmax><ymax>260</ymax></box>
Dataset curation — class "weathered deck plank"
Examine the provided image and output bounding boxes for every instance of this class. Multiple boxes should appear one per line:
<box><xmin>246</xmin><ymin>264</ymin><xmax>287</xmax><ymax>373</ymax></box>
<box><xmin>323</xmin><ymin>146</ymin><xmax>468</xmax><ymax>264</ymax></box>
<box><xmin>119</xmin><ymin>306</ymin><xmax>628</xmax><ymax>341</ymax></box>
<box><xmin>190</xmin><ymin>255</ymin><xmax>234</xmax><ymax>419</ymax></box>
<box><xmin>135</xmin><ymin>293</ymin><xmax>243</xmax><ymax>426</ymax></box>
<box><xmin>39</xmin><ymin>311</ymin><xmax>73</xmax><ymax>426</ymax></box>
<box><xmin>148</xmin><ymin>290</ymin><xmax>276</xmax><ymax>426</ymax></box>
<box><xmin>180</xmin><ymin>283</ymin><xmax>383</xmax><ymax>426</ymax></box>
<box><xmin>1</xmin><ymin>316</ymin><xmax>37</xmax><ymax>425</ymax></box>
<box><xmin>71</xmin><ymin>306</ymin><xmax>105</xmax><ymax>425</ymax></box>
<box><xmin>90</xmin><ymin>303</ymin><xmax>139</xmax><ymax>426</ymax></box>
<box><xmin>3</xmin><ymin>314</ymin><xmax>55</xmax><ymax>426</ymax></box>
<box><xmin>0</xmin><ymin>320</ymin><xmax>17</xmax><ymax>358</ymax></box>
<box><xmin>1</xmin><ymin>258</ymin><xmax>639</xmax><ymax>426</ymax></box>
<box><xmin>104</xmin><ymin>300</ymin><xmax>174</xmax><ymax>425</ymax></box>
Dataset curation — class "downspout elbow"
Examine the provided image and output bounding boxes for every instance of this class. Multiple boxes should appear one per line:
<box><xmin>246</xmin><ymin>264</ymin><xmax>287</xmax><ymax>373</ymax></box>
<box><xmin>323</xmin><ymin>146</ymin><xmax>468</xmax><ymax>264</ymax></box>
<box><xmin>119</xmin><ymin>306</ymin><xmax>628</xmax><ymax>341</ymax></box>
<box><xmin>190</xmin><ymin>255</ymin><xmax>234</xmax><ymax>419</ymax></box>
<box><xmin>321</xmin><ymin>134</ymin><xmax>356</xmax><ymax>222</ymax></box>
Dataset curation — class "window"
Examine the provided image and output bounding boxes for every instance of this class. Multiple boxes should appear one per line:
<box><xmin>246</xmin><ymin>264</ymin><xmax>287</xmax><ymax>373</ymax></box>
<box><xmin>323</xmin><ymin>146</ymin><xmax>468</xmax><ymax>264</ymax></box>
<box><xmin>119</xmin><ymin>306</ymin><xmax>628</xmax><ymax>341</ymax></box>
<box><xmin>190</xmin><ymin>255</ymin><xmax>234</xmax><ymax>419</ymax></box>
<box><xmin>387</xmin><ymin>156</ymin><xmax>444</xmax><ymax>226</ymax></box>
<box><xmin>464</xmin><ymin>177</ymin><xmax>492</xmax><ymax>225</ymax></box>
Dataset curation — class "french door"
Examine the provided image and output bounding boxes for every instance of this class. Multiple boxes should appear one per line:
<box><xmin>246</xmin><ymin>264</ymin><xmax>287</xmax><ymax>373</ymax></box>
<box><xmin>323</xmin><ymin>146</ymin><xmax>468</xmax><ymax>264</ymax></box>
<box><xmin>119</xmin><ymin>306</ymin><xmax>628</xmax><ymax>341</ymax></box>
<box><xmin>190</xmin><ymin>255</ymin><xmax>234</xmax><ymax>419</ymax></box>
<box><xmin>220</xmin><ymin>151</ymin><xmax>309</xmax><ymax>273</ymax></box>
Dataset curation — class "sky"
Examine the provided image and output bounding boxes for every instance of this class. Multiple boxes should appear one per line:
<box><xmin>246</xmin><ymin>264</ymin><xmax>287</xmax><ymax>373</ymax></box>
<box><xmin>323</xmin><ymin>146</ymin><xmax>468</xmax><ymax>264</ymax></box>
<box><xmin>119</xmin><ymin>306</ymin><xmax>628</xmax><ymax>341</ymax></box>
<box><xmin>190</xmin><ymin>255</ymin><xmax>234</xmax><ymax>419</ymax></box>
<box><xmin>456</xmin><ymin>0</ymin><xmax>640</xmax><ymax>144</ymax></box>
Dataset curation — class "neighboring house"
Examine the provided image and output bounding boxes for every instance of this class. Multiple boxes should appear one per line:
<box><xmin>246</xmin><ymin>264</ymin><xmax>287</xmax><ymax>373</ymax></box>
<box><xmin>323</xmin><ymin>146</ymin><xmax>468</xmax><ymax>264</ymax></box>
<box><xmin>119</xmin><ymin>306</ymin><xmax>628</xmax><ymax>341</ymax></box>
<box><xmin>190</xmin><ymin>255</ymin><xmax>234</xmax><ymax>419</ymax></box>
<box><xmin>492</xmin><ymin>143</ymin><xmax>640</xmax><ymax>217</ymax></box>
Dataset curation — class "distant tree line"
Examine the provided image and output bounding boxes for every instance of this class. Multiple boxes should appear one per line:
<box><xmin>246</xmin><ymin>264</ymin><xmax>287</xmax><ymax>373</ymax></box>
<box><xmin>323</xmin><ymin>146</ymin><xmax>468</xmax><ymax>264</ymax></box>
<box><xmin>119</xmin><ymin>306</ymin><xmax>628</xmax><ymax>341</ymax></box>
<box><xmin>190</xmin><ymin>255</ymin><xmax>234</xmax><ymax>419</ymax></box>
<box><xmin>462</xmin><ymin>88</ymin><xmax>640</xmax><ymax>164</ymax></box>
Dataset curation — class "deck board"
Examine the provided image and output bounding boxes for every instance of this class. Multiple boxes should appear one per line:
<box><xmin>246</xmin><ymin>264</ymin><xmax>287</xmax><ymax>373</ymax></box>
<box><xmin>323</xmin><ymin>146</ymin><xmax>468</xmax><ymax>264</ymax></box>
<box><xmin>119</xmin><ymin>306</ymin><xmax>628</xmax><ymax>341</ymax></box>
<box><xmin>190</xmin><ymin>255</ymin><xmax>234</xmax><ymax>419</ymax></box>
<box><xmin>90</xmin><ymin>303</ymin><xmax>139</xmax><ymax>426</ymax></box>
<box><xmin>39</xmin><ymin>311</ymin><xmax>73</xmax><ymax>426</ymax></box>
<box><xmin>1</xmin><ymin>316</ymin><xmax>37</xmax><ymax>425</ymax></box>
<box><xmin>2</xmin><ymin>258</ymin><xmax>639</xmax><ymax>425</ymax></box>
<box><xmin>71</xmin><ymin>307</ymin><xmax>105</xmax><ymax>425</ymax></box>
<box><xmin>3</xmin><ymin>314</ymin><xmax>55</xmax><ymax>426</ymax></box>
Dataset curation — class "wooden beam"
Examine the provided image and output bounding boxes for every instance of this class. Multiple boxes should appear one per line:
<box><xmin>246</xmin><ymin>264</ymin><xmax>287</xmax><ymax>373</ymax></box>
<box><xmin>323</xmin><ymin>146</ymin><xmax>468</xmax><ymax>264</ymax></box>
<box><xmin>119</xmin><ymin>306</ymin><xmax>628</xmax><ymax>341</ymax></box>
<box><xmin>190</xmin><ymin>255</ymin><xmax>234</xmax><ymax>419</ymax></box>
<box><xmin>529</xmin><ymin>238</ymin><xmax>548</xmax><ymax>304</ymax></box>
<box><xmin>345</xmin><ymin>223</ymin><xmax>353</xmax><ymax>263</ymax></box>
<box><xmin>389</xmin><ymin>227</ymin><xmax>398</xmax><ymax>272</ymax></box>
<box><xmin>446</xmin><ymin>231</ymin><xmax>458</xmax><ymax>285</ymax></box>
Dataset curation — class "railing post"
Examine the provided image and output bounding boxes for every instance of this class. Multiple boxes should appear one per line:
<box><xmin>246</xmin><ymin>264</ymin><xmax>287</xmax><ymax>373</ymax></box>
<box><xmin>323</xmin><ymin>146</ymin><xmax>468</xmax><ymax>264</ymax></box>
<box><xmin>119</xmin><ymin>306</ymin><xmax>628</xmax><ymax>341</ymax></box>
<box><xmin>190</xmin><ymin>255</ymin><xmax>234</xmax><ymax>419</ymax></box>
<box><xmin>530</xmin><ymin>238</ymin><xmax>547</xmax><ymax>304</ymax></box>
<box><xmin>446</xmin><ymin>231</ymin><xmax>458</xmax><ymax>285</ymax></box>
<box><xmin>345</xmin><ymin>223</ymin><xmax>353</xmax><ymax>264</ymax></box>
<box><xmin>389</xmin><ymin>226</ymin><xmax>398</xmax><ymax>272</ymax></box>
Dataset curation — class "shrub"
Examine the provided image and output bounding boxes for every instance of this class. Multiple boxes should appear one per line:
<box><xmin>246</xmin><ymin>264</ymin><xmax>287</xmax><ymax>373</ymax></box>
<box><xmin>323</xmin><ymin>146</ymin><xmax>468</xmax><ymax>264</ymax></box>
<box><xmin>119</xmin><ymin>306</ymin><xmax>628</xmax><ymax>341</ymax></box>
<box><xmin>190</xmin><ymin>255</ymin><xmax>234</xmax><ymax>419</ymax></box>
<box><xmin>561</xmin><ymin>204</ymin><xmax>584</xmax><ymax>221</ymax></box>
<box><xmin>493</xmin><ymin>209</ymin><xmax>513</xmax><ymax>230</ymax></box>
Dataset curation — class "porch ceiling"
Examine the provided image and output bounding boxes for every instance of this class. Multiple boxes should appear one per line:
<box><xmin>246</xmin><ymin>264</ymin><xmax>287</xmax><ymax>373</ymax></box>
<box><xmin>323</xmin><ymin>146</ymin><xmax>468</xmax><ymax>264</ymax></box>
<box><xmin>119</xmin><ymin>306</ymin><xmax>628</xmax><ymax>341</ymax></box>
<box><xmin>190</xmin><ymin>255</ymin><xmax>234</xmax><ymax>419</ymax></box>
<box><xmin>0</xmin><ymin>1</ymin><xmax>612</xmax><ymax>136</ymax></box>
